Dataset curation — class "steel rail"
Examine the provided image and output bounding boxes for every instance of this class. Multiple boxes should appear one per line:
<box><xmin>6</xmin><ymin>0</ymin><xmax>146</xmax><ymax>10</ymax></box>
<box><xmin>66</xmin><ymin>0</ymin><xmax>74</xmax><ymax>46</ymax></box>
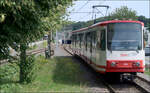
<box><xmin>133</xmin><ymin>76</ymin><xmax>150</xmax><ymax>93</ymax></box>
<box><xmin>99</xmin><ymin>77</ymin><xmax>116</xmax><ymax>93</ymax></box>
<box><xmin>136</xmin><ymin>75</ymin><xmax>150</xmax><ymax>84</ymax></box>
<box><xmin>0</xmin><ymin>48</ymin><xmax>47</xmax><ymax>66</ymax></box>
<box><xmin>132</xmin><ymin>81</ymin><xmax>149</xmax><ymax>93</ymax></box>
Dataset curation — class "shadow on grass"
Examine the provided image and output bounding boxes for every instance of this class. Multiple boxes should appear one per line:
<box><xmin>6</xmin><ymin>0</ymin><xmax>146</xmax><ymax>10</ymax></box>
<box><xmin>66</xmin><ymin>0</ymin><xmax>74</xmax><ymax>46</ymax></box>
<box><xmin>52</xmin><ymin>56</ymin><xmax>109</xmax><ymax>90</ymax></box>
<box><xmin>52</xmin><ymin>56</ymin><xmax>85</xmax><ymax>86</ymax></box>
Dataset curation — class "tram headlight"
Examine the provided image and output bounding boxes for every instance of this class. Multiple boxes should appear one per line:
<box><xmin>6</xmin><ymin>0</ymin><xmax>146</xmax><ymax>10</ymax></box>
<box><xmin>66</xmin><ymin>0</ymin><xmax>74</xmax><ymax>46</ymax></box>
<box><xmin>111</xmin><ymin>62</ymin><xmax>116</xmax><ymax>67</ymax></box>
<box><xmin>135</xmin><ymin>62</ymin><xmax>140</xmax><ymax>67</ymax></box>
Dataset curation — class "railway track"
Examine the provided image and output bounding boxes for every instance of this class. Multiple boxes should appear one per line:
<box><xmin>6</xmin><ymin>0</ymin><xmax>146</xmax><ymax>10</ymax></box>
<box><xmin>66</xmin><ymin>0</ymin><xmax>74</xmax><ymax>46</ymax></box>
<box><xmin>0</xmin><ymin>48</ymin><xmax>47</xmax><ymax>66</ymax></box>
<box><xmin>134</xmin><ymin>76</ymin><xmax>150</xmax><ymax>93</ymax></box>
<box><xmin>63</xmin><ymin>46</ymin><xmax>150</xmax><ymax>93</ymax></box>
<box><xmin>27</xmin><ymin>48</ymin><xmax>46</xmax><ymax>55</ymax></box>
<box><xmin>101</xmin><ymin>77</ymin><xmax>150</xmax><ymax>93</ymax></box>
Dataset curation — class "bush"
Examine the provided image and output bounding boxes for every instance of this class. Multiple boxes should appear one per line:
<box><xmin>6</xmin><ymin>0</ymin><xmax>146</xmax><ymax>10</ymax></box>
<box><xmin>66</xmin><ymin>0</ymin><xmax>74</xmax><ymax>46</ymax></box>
<box><xmin>0</xmin><ymin>63</ymin><xmax>19</xmax><ymax>81</ymax></box>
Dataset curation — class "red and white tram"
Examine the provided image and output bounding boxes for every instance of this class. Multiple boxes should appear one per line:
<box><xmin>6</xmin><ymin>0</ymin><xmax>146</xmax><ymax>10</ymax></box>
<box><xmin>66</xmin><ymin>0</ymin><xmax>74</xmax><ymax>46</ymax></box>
<box><xmin>69</xmin><ymin>20</ymin><xmax>145</xmax><ymax>80</ymax></box>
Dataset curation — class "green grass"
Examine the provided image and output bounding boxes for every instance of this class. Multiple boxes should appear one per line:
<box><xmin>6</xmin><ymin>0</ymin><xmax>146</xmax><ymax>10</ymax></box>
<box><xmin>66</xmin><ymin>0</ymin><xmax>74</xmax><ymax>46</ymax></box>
<box><xmin>145</xmin><ymin>67</ymin><xmax>150</xmax><ymax>76</ymax></box>
<box><xmin>0</xmin><ymin>56</ymin><xmax>87</xmax><ymax>92</ymax></box>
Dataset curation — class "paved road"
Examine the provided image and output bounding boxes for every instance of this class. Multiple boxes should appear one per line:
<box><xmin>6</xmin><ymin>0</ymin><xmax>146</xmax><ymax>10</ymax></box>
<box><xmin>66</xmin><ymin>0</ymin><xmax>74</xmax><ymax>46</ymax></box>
<box><xmin>54</xmin><ymin>46</ymin><xmax>71</xmax><ymax>57</ymax></box>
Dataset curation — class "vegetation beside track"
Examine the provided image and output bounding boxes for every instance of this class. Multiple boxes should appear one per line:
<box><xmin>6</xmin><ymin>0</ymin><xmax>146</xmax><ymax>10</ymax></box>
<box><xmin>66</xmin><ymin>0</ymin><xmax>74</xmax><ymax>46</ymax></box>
<box><xmin>145</xmin><ymin>67</ymin><xmax>150</xmax><ymax>76</ymax></box>
<box><xmin>27</xmin><ymin>44</ymin><xmax>38</xmax><ymax>51</ymax></box>
<box><xmin>0</xmin><ymin>55</ymin><xmax>87</xmax><ymax>92</ymax></box>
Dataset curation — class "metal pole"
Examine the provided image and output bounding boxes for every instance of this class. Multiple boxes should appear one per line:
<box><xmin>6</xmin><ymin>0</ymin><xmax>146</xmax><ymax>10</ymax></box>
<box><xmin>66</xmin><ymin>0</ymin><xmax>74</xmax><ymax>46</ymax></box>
<box><xmin>92</xmin><ymin>5</ymin><xmax>110</xmax><ymax>22</ymax></box>
<box><xmin>47</xmin><ymin>31</ymin><xmax>51</xmax><ymax>58</ymax></box>
<box><xmin>56</xmin><ymin>30</ymin><xmax>57</xmax><ymax>46</ymax></box>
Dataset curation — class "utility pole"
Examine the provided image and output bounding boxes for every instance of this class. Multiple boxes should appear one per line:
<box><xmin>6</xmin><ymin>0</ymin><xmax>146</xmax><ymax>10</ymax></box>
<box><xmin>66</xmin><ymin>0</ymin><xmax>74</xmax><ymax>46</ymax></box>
<box><xmin>56</xmin><ymin>30</ymin><xmax>58</xmax><ymax>46</ymax></box>
<box><xmin>47</xmin><ymin>31</ymin><xmax>51</xmax><ymax>58</ymax></box>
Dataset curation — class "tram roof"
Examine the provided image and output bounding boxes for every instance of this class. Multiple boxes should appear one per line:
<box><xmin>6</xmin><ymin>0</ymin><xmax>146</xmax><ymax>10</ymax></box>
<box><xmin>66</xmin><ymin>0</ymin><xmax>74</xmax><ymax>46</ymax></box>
<box><xmin>72</xmin><ymin>20</ymin><xmax>144</xmax><ymax>33</ymax></box>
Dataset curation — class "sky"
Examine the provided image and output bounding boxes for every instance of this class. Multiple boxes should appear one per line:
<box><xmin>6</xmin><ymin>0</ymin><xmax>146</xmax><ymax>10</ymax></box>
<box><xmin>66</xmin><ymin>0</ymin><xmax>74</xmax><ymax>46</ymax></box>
<box><xmin>67</xmin><ymin>0</ymin><xmax>150</xmax><ymax>22</ymax></box>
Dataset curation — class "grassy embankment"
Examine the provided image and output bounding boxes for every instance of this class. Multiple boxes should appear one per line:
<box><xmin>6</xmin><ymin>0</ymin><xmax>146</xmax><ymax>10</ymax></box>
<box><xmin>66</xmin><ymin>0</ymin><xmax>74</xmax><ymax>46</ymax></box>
<box><xmin>145</xmin><ymin>67</ymin><xmax>150</xmax><ymax>75</ymax></box>
<box><xmin>0</xmin><ymin>56</ymin><xmax>87</xmax><ymax>92</ymax></box>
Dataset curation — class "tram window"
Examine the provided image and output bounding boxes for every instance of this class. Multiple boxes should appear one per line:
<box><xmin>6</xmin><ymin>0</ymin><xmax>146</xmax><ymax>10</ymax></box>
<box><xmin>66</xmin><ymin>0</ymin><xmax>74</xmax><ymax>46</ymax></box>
<box><xmin>93</xmin><ymin>31</ymin><xmax>96</xmax><ymax>47</ymax></box>
<box><xmin>87</xmin><ymin>32</ymin><xmax>91</xmax><ymax>49</ymax></box>
<box><xmin>73</xmin><ymin>35</ymin><xmax>75</xmax><ymax>47</ymax></box>
<box><xmin>77</xmin><ymin>34</ymin><xmax>79</xmax><ymax>47</ymax></box>
<box><xmin>75</xmin><ymin>35</ymin><xmax>77</xmax><ymax>47</ymax></box>
<box><xmin>83</xmin><ymin>33</ymin><xmax>86</xmax><ymax>50</ymax></box>
<box><xmin>100</xmin><ymin>30</ymin><xmax>106</xmax><ymax>50</ymax></box>
<box><xmin>96</xmin><ymin>31</ymin><xmax>101</xmax><ymax>49</ymax></box>
<box><xmin>85</xmin><ymin>33</ymin><xmax>88</xmax><ymax>51</ymax></box>
<box><xmin>79</xmin><ymin>34</ymin><xmax>81</xmax><ymax>48</ymax></box>
<box><xmin>71</xmin><ymin>35</ymin><xmax>73</xmax><ymax>46</ymax></box>
<box><xmin>79</xmin><ymin>34</ymin><xmax>83</xmax><ymax>48</ymax></box>
<box><xmin>90</xmin><ymin>32</ymin><xmax>93</xmax><ymax>53</ymax></box>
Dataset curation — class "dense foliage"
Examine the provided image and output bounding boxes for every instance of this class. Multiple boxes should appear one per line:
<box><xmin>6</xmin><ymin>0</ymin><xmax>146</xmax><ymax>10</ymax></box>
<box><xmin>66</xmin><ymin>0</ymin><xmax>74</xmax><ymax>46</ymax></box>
<box><xmin>107</xmin><ymin>6</ymin><xmax>138</xmax><ymax>20</ymax></box>
<box><xmin>0</xmin><ymin>0</ymin><xmax>73</xmax><ymax>83</ymax></box>
<box><xmin>0</xmin><ymin>0</ymin><xmax>72</xmax><ymax>59</ymax></box>
<box><xmin>138</xmin><ymin>15</ymin><xmax>150</xmax><ymax>31</ymax></box>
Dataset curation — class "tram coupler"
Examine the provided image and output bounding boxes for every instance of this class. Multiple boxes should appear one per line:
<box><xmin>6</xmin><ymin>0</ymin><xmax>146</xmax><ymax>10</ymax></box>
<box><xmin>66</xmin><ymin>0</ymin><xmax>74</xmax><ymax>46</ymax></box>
<box><xmin>120</xmin><ymin>73</ymin><xmax>136</xmax><ymax>82</ymax></box>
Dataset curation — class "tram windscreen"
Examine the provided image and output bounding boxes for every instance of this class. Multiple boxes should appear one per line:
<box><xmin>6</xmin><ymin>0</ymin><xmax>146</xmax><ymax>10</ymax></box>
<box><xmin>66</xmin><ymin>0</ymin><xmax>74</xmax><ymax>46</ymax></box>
<box><xmin>107</xmin><ymin>23</ymin><xmax>142</xmax><ymax>51</ymax></box>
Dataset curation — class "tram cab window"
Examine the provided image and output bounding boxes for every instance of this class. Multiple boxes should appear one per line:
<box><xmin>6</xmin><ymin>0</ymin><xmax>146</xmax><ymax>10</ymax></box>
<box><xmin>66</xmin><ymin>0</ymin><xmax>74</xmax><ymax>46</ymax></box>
<box><xmin>100</xmin><ymin>29</ymin><xmax>106</xmax><ymax>50</ymax></box>
<box><xmin>107</xmin><ymin>23</ymin><xmax>142</xmax><ymax>51</ymax></box>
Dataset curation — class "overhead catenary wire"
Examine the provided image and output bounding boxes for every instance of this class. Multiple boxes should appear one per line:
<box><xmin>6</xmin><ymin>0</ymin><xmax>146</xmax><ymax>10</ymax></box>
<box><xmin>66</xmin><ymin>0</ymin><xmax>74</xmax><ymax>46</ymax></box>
<box><xmin>78</xmin><ymin>12</ymin><xmax>92</xmax><ymax>21</ymax></box>
<box><xmin>95</xmin><ymin>8</ymin><xmax>105</xmax><ymax>16</ymax></box>
<box><xmin>68</xmin><ymin>0</ymin><xmax>110</xmax><ymax>22</ymax></box>
<box><xmin>70</xmin><ymin>12</ymin><xmax>104</xmax><ymax>13</ymax></box>
<box><xmin>75</xmin><ymin>0</ymin><xmax>90</xmax><ymax>12</ymax></box>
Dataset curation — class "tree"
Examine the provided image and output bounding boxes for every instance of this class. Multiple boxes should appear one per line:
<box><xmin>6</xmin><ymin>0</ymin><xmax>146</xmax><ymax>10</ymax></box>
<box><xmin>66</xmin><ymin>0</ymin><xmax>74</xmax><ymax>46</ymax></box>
<box><xmin>147</xmin><ymin>23</ymin><xmax>150</xmax><ymax>32</ymax></box>
<box><xmin>0</xmin><ymin>0</ymin><xmax>73</xmax><ymax>83</ymax></box>
<box><xmin>138</xmin><ymin>15</ymin><xmax>150</xmax><ymax>32</ymax></box>
<box><xmin>108</xmin><ymin>6</ymin><xmax>138</xmax><ymax>20</ymax></box>
<box><xmin>138</xmin><ymin>15</ymin><xmax>149</xmax><ymax>25</ymax></box>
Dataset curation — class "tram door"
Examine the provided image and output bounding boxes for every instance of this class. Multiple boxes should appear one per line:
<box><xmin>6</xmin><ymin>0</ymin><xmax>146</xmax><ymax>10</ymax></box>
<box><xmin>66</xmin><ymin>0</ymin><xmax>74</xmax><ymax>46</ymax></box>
<box><xmin>96</xmin><ymin>30</ymin><xmax>101</xmax><ymax>65</ymax></box>
<box><xmin>91</xmin><ymin>31</ymin><xmax>96</xmax><ymax>63</ymax></box>
<box><xmin>86</xmin><ymin>32</ymin><xmax>91</xmax><ymax>61</ymax></box>
<box><xmin>96</xmin><ymin>27</ymin><xmax>106</xmax><ymax>66</ymax></box>
<box><xmin>99</xmin><ymin>28</ymin><xmax>106</xmax><ymax>66</ymax></box>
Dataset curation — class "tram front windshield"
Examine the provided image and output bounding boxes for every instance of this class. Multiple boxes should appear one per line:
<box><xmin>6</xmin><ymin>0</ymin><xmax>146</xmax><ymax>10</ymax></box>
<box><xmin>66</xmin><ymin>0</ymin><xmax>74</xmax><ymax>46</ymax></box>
<box><xmin>107</xmin><ymin>23</ymin><xmax>142</xmax><ymax>51</ymax></box>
